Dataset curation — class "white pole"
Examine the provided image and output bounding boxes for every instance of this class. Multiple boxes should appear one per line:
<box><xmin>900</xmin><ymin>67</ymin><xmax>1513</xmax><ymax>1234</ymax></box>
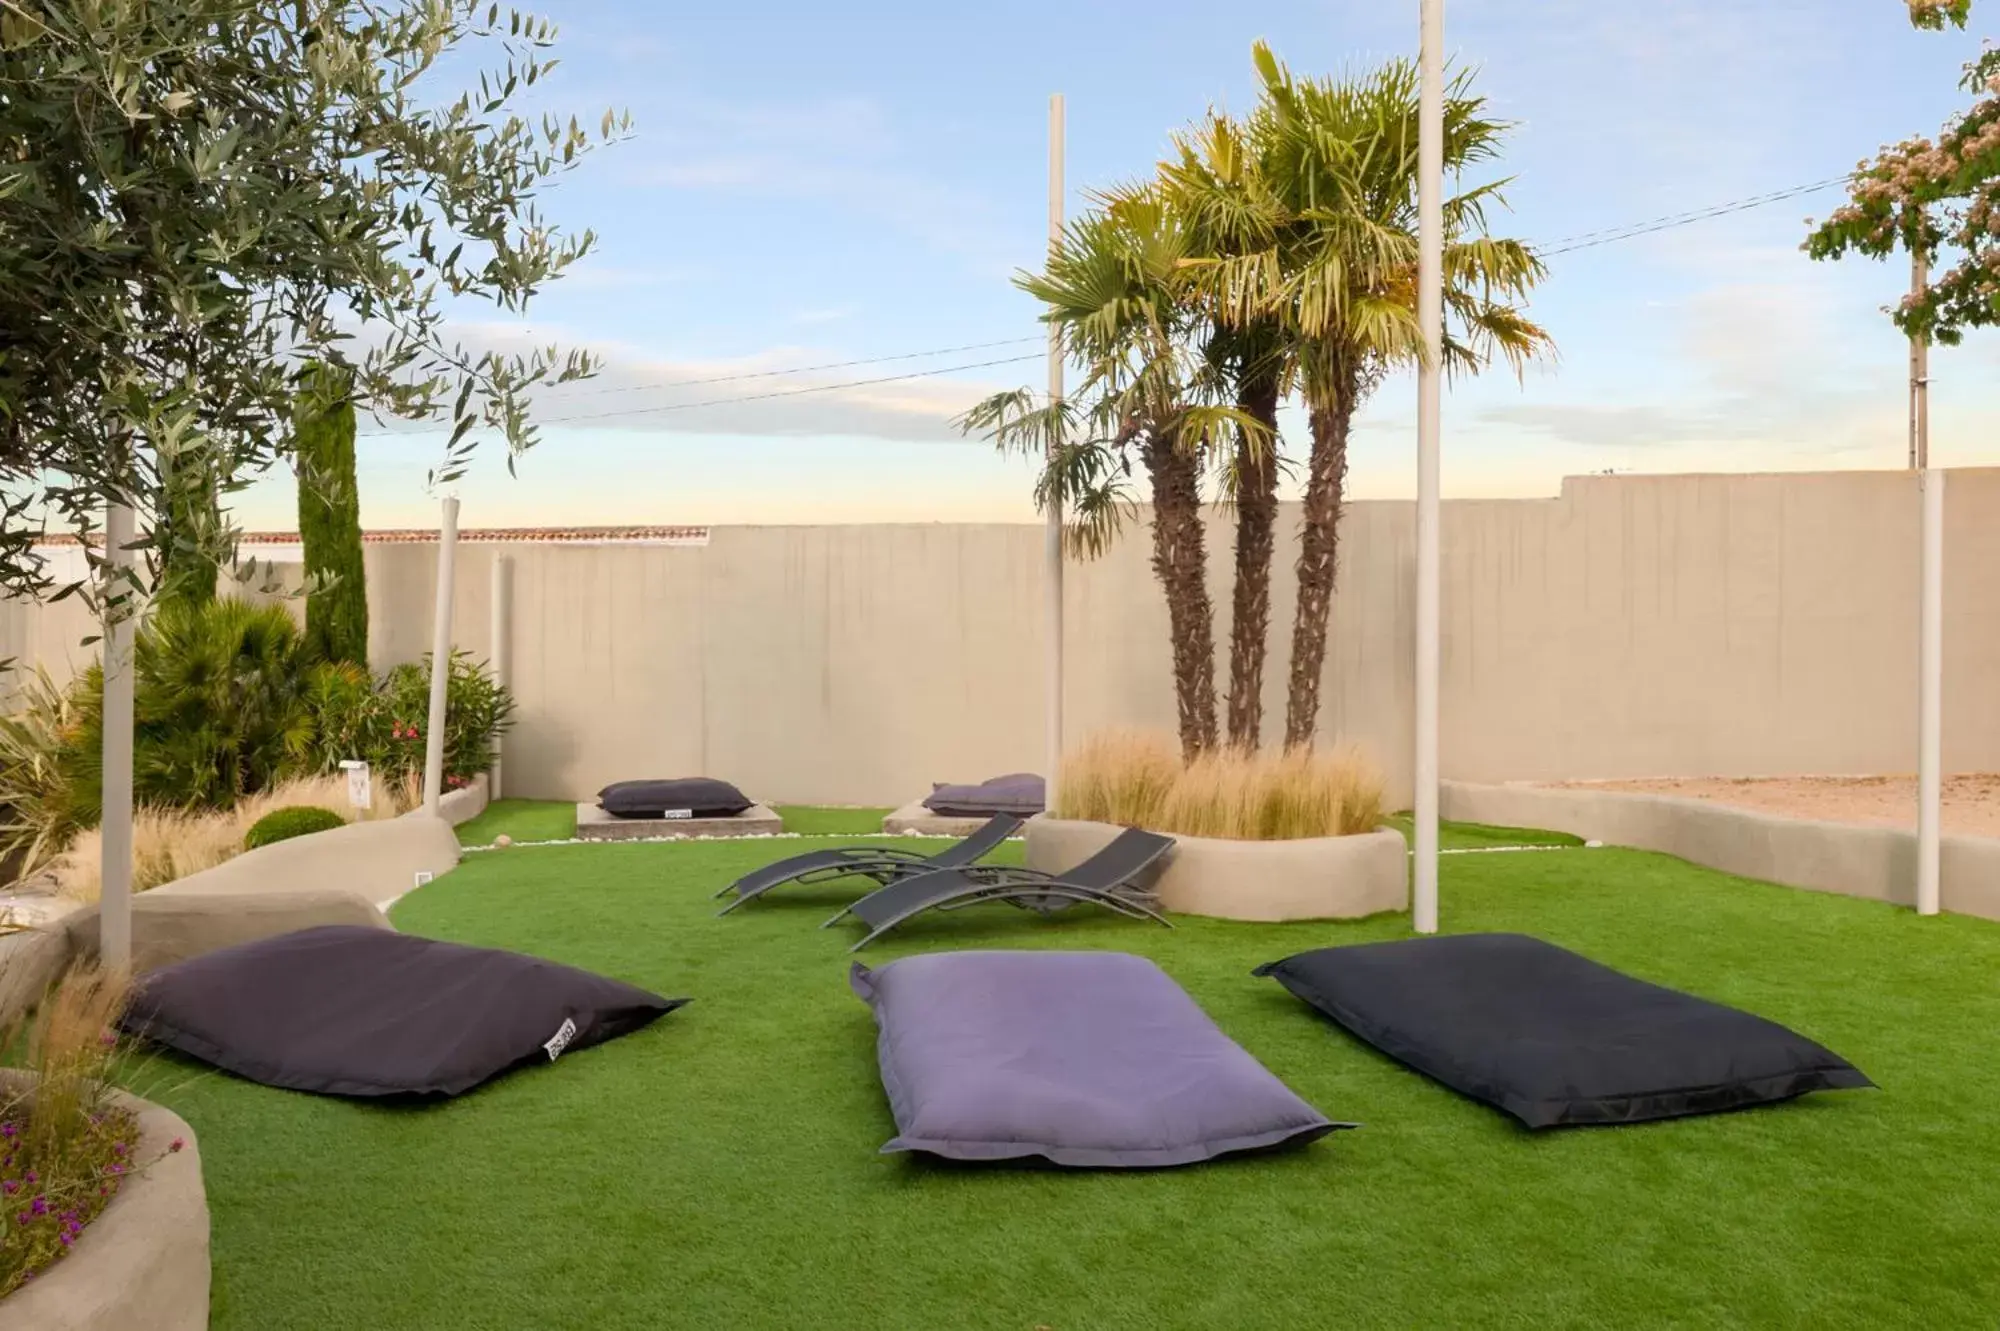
<box><xmin>1917</xmin><ymin>468</ymin><xmax>1944</xmax><ymax>914</ymax></box>
<box><xmin>422</xmin><ymin>496</ymin><xmax>460</xmax><ymax>816</ymax></box>
<box><xmin>99</xmin><ymin>501</ymin><xmax>136</xmax><ymax>972</ymax></box>
<box><xmin>489</xmin><ymin>553</ymin><xmax>510</xmax><ymax>802</ymax></box>
<box><xmin>1412</xmin><ymin>0</ymin><xmax>1444</xmax><ymax>935</ymax></box>
<box><xmin>1045</xmin><ymin>92</ymin><xmax>1066</xmax><ymax>807</ymax></box>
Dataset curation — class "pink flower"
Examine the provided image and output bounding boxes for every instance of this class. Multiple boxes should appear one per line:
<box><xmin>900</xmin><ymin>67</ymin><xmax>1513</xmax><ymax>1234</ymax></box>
<box><xmin>168</xmin><ymin>1138</ymin><xmax>185</xmax><ymax>1154</ymax></box>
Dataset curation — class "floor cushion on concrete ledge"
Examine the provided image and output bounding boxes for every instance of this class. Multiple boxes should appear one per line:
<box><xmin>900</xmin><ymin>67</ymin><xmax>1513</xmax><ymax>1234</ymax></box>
<box><xmin>599</xmin><ymin>777</ymin><xmax>753</xmax><ymax>819</ymax></box>
<box><xmin>123</xmin><ymin>925</ymin><xmax>686</xmax><ymax>1098</ymax></box>
<box><xmin>1256</xmin><ymin>933</ymin><xmax>1872</xmax><ymax>1129</ymax></box>
<box><xmin>851</xmin><ymin>950</ymin><xmax>1347</xmax><ymax>1167</ymax></box>
<box><xmin>921</xmin><ymin>772</ymin><xmax>1045</xmax><ymax>818</ymax></box>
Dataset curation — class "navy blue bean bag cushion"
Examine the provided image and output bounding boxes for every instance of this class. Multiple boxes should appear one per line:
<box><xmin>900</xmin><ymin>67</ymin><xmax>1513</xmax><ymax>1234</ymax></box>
<box><xmin>1257</xmin><ymin>933</ymin><xmax>1871</xmax><ymax>1129</ymax></box>
<box><xmin>921</xmin><ymin>772</ymin><xmax>1044</xmax><ymax>818</ymax></box>
<box><xmin>123</xmin><ymin>926</ymin><xmax>687</xmax><ymax>1098</ymax></box>
<box><xmin>599</xmin><ymin>777</ymin><xmax>753</xmax><ymax>819</ymax></box>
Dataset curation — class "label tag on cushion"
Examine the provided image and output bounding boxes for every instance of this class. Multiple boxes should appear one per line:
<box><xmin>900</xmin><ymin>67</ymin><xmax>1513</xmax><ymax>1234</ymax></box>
<box><xmin>661</xmin><ymin>809</ymin><xmax>693</xmax><ymax>820</ymax></box>
<box><xmin>543</xmin><ymin>1017</ymin><xmax>578</xmax><ymax>1061</ymax></box>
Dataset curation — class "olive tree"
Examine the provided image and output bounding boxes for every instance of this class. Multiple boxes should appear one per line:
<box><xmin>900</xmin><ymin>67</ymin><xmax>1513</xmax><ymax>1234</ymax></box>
<box><xmin>0</xmin><ymin>0</ymin><xmax>624</xmax><ymax>606</ymax></box>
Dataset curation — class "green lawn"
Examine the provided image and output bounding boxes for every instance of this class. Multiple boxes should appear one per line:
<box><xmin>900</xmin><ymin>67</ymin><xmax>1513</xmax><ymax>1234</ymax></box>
<box><xmin>1382</xmin><ymin>811</ymin><xmax>1585</xmax><ymax>850</ymax></box>
<box><xmin>773</xmin><ymin>804</ymin><xmax>895</xmax><ymax>836</ymax></box>
<box><xmin>137</xmin><ymin>831</ymin><xmax>2000</xmax><ymax>1329</ymax></box>
<box><xmin>453</xmin><ymin>798</ymin><xmax>577</xmax><ymax>846</ymax></box>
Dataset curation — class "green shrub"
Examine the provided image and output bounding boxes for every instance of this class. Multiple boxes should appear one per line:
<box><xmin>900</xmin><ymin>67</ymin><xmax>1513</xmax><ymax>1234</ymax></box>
<box><xmin>243</xmin><ymin>804</ymin><xmax>347</xmax><ymax>850</ymax></box>
<box><xmin>63</xmin><ymin>598</ymin><xmax>316</xmax><ymax>824</ymax></box>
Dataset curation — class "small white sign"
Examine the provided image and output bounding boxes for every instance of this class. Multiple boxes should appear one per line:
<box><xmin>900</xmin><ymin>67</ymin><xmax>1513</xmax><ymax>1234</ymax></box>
<box><xmin>339</xmin><ymin>759</ymin><xmax>373</xmax><ymax>811</ymax></box>
<box><xmin>660</xmin><ymin>808</ymin><xmax>694</xmax><ymax>820</ymax></box>
<box><xmin>543</xmin><ymin>1017</ymin><xmax>578</xmax><ymax>1061</ymax></box>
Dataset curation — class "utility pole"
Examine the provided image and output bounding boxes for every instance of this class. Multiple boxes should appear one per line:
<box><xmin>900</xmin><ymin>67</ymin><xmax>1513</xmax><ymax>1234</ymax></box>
<box><xmin>1910</xmin><ymin>220</ymin><xmax>1942</xmax><ymax>915</ymax></box>
<box><xmin>1910</xmin><ymin>238</ymin><xmax>1929</xmax><ymax>469</ymax></box>
<box><xmin>1045</xmin><ymin>94</ymin><xmax>1066</xmax><ymax>806</ymax></box>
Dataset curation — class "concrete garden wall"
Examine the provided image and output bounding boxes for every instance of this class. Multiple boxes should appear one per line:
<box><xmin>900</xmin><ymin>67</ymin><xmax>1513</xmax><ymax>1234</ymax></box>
<box><xmin>1442</xmin><ymin>780</ymin><xmax>2000</xmax><ymax>922</ymax></box>
<box><xmin>6</xmin><ymin>469</ymin><xmax>2000</xmax><ymax>808</ymax></box>
<box><xmin>1025</xmin><ymin>818</ymin><xmax>1408</xmax><ymax>922</ymax></box>
<box><xmin>0</xmin><ymin>1073</ymin><xmax>209</xmax><ymax>1331</ymax></box>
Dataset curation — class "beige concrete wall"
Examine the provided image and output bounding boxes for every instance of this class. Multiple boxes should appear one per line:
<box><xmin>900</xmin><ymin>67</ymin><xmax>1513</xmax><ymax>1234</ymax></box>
<box><xmin>5</xmin><ymin>469</ymin><xmax>1996</xmax><ymax>807</ymax></box>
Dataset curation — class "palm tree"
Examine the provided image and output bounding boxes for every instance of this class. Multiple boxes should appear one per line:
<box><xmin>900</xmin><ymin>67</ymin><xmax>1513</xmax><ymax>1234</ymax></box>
<box><xmin>958</xmin><ymin>193</ymin><xmax>1254</xmax><ymax>758</ymax></box>
<box><xmin>1209</xmin><ymin>45</ymin><xmax>1551</xmax><ymax>748</ymax></box>
<box><xmin>1159</xmin><ymin>112</ymin><xmax>1293</xmax><ymax>749</ymax></box>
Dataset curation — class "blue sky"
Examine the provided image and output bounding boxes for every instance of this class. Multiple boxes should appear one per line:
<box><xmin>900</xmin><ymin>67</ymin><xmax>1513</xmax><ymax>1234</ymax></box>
<box><xmin>238</xmin><ymin>0</ymin><xmax>1999</xmax><ymax>529</ymax></box>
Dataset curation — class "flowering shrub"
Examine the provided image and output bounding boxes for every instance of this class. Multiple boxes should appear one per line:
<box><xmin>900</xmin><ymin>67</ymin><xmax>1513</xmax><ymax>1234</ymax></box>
<box><xmin>0</xmin><ymin>967</ymin><xmax>174</xmax><ymax>1298</ymax></box>
<box><xmin>301</xmin><ymin>651</ymin><xmax>513</xmax><ymax>788</ymax></box>
<box><xmin>1806</xmin><ymin>0</ymin><xmax>2000</xmax><ymax>344</ymax></box>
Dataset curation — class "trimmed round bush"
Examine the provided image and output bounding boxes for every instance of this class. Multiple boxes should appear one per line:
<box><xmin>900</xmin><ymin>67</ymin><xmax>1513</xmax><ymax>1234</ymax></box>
<box><xmin>244</xmin><ymin>805</ymin><xmax>347</xmax><ymax>851</ymax></box>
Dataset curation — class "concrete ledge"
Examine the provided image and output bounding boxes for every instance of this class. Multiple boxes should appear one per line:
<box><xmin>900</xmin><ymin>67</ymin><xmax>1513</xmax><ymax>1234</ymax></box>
<box><xmin>0</xmin><ymin>927</ymin><xmax>75</xmax><ymax>1030</ymax></box>
<box><xmin>1442</xmin><ymin>780</ymin><xmax>2000</xmax><ymax>922</ymax></box>
<box><xmin>881</xmin><ymin>799</ymin><xmax>1038</xmax><ymax>837</ymax></box>
<box><xmin>574</xmin><ymin>802</ymin><xmax>785</xmax><ymax>841</ymax></box>
<box><xmin>0</xmin><ymin>1072</ymin><xmax>209</xmax><ymax>1331</ymax></box>
<box><xmin>65</xmin><ymin>888</ymin><xmax>391</xmax><ymax>975</ymax></box>
<box><xmin>1024</xmin><ymin>818</ymin><xmax>1409</xmax><ymax>922</ymax></box>
<box><xmin>151</xmin><ymin>814</ymin><xmax>460</xmax><ymax>911</ymax></box>
<box><xmin>431</xmin><ymin>773</ymin><xmax>490</xmax><ymax>827</ymax></box>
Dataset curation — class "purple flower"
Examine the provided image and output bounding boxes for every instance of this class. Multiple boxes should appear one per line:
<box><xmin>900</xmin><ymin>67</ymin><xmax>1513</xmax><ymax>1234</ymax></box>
<box><xmin>30</xmin><ymin>1196</ymin><xmax>46</xmax><ymax>1216</ymax></box>
<box><xmin>111</xmin><ymin>1142</ymin><xmax>126</xmax><ymax>1156</ymax></box>
<box><xmin>104</xmin><ymin>1163</ymin><xmax>125</xmax><ymax>1176</ymax></box>
<box><xmin>1</xmin><ymin>1121</ymin><xmax>15</xmax><ymax>1138</ymax></box>
<box><xmin>23</xmin><ymin>1170</ymin><xmax>36</xmax><ymax>1185</ymax></box>
<box><xmin>2</xmin><ymin>1181</ymin><xmax>15</xmax><ymax>1195</ymax></box>
<box><xmin>59</xmin><ymin>1233</ymin><xmax>72</xmax><ymax>1247</ymax></box>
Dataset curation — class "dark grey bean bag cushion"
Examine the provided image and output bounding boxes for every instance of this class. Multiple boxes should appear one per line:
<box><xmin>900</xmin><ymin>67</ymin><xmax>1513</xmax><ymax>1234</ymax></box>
<box><xmin>122</xmin><ymin>925</ymin><xmax>687</xmax><ymax>1098</ymax></box>
<box><xmin>599</xmin><ymin>777</ymin><xmax>753</xmax><ymax>819</ymax></box>
<box><xmin>921</xmin><ymin>772</ymin><xmax>1045</xmax><ymax>817</ymax></box>
<box><xmin>1256</xmin><ymin>933</ymin><xmax>1872</xmax><ymax>1129</ymax></box>
<box><xmin>851</xmin><ymin>949</ymin><xmax>1346</xmax><ymax>1167</ymax></box>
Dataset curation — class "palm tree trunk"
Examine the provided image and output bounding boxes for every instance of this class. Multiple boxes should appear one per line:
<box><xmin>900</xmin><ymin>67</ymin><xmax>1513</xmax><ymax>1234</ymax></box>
<box><xmin>1225</xmin><ymin>370</ymin><xmax>1281</xmax><ymax>749</ymax></box>
<box><xmin>1284</xmin><ymin>377</ymin><xmax>1355</xmax><ymax>749</ymax></box>
<box><xmin>1142</xmin><ymin>429</ymin><xmax>1218</xmax><ymax>758</ymax></box>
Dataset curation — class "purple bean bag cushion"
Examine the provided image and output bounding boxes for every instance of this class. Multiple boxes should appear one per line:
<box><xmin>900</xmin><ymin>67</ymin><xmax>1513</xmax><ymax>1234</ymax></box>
<box><xmin>123</xmin><ymin>926</ymin><xmax>687</xmax><ymax>1099</ymax></box>
<box><xmin>850</xmin><ymin>950</ymin><xmax>1347</xmax><ymax>1168</ymax></box>
<box><xmin>921</xmin><ymin>772</ymin><xmax>1045</xmax><ymax>818</ymax></box>
<box><xmin>599</xmin><ymin>777</ymin><xmax>753</xmax><ymax>820</ymax></box>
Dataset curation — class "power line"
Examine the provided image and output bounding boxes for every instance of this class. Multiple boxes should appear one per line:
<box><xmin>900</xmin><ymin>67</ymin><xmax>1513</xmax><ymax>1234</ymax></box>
<box><xmin>541</xmin><ymin>335</ymin><xmax>1043</xmax><ymax>399</ymax></box>
<box><xmin>1536</xmin><ymin>175</ymin><xmax>1854</xmax><ymax>256</ymax></box>
<box><xmin>359</xmin><ymin>353</ymin><xmax>1045</xmax><ymax>434</ymax></box>
<box><xmin>357</xmin><ymin>174</ymin><xmax>1864</xmax><ymax>435</ymax></box>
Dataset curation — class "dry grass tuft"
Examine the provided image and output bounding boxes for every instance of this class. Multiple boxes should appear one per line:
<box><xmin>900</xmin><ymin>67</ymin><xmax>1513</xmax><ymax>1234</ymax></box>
<box><xmin>1057</xmin><ymin>730</ymin><xmax>1384</xmax><ymax>840</ymax></box>
<box><xmin>51</xmin><ymin>772</ymin><xmax>416</xmax><ymax>902</ymax></box>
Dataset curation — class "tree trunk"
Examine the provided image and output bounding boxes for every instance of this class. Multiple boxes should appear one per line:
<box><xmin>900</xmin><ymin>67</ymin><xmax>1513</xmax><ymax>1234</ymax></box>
<box><xmin>1142</xmin><ymin>428</ymin><xmax>1218</xmax><ymax>758</ymax></box>
<box><xmin>1284</xmin><ymin>375</ymin><xmax>1356</xmax><ymax>749</ymax></box>
<box><xmin>1225</xmin><ymin>370</ymin><xmax>1281</xmax><ymax>749</ymax></box>
<box><xmin>294</xmin><ymin>363</ymin><xmax>370</xmax><ymax>666</ymax></box>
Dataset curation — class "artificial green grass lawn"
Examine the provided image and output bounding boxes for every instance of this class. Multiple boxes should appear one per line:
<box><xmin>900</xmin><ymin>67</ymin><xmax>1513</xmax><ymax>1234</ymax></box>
<box><xmin>142</xmin><ymin>836</ymin><xmax>2000</xmax><ymax>1329</ymax></box>
<box><xmin>452</xmin><ymin>797</ymin><xmax>576</xmax><ymax>846</ymax></box>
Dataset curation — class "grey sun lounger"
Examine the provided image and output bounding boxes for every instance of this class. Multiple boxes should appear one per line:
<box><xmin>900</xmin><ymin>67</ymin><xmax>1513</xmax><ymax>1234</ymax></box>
<box><xmin>822</xmin><ymin>826</ymin><xmax>1178</xmax><ymax>952</ymax></box>
<box><xmin>715</xmin><ymin>814</ymin><xmax>1023</xmax><ymax>916</ymax></box>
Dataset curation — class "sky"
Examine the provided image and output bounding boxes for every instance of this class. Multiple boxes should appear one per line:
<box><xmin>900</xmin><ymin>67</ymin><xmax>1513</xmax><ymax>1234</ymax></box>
<box><xmin>234</xmin><ymin>0</ymin><xmax>2000</xmax><ymax>530</ymax></box>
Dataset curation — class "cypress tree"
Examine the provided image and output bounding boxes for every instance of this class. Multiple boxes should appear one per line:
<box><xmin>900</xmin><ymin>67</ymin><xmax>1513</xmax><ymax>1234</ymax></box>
<box><xmin>294</xmin><ymin>362</ymin><xmax>369</xmax><ymax>665</ymax></box>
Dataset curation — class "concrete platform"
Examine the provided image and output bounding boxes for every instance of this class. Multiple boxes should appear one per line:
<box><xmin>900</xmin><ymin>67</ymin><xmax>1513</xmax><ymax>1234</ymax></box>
<box><xmin>881</xmin><ymin>798</ymin><xmax>1038</xmax><ymax>837</ymax></box>
<box><xmin>575</xmin><ymin>802</ymin><xmax>784</xmax><ymax>841</ymax></box>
